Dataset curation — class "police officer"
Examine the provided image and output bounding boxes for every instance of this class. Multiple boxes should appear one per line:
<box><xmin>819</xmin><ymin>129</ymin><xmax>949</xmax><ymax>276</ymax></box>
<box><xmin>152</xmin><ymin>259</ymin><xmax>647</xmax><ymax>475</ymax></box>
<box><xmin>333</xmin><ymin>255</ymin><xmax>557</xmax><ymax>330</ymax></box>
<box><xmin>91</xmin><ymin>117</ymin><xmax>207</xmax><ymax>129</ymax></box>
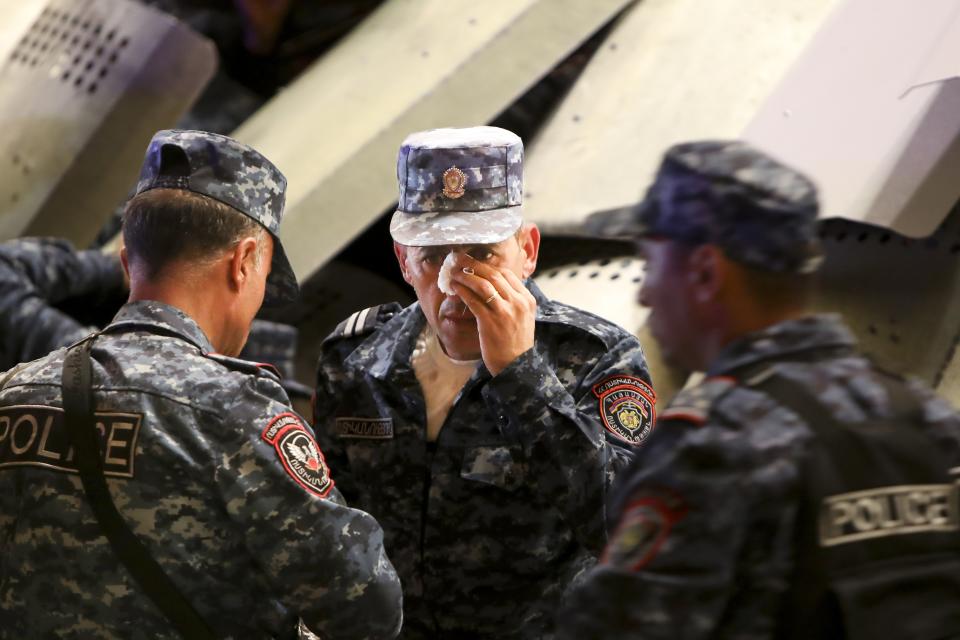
<box><xmin>0</xmin><ymin>238</ymin><xmax>309</xmax><ymax>402</ymax></box>
<box><xmin>557</xmin><ymin>140</ymin><xmax>960</xmax><ymax>638</ymax></box>
<box><xmin>313</xmin><ymin>126</ymin><xmax>655</xmax><ymax>638</ymax></box>
<box><xmin>0</xmin><ymin>130</ymin><xmax>402</xmax><ymax>639</ymax></box>
<box><xmin>0</xmin><ymin>237</ymin><xmax>126</xmax><ymax>371</ymax></box>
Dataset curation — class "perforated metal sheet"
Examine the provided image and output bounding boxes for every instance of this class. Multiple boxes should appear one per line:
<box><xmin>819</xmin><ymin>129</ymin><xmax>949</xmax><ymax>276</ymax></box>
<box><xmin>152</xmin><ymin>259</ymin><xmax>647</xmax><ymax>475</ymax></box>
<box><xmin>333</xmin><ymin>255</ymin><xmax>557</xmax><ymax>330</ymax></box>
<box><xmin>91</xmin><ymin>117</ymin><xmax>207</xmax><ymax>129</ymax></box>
<box><xmin>0</xmin><ymin>0</ymin><xmax>216</xmax><ymax>247</ymax></box>
<box><xmin>812</xmin><ymin>211</ymin><xmax>960</xmax><ymax>387</ymax></box>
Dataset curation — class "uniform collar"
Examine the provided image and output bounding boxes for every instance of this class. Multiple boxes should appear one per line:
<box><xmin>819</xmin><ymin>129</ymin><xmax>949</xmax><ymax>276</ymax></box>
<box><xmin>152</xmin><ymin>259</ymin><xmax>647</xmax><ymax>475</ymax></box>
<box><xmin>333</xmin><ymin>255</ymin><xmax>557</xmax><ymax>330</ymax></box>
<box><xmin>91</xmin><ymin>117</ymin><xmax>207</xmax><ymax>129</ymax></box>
<box><xmin>106</xmin><ymin>300</ymin><xmax>216</xmax><ymax>353</ymax></box>
<box><xmin>708</xmin><ymin>313</ymin><xmax>856</xmax><ymax>377</ymax></box>
<box><xmin>346</xmin><ymin>280</ymin><xmax>556</xmax><ymax>380</ymax></box>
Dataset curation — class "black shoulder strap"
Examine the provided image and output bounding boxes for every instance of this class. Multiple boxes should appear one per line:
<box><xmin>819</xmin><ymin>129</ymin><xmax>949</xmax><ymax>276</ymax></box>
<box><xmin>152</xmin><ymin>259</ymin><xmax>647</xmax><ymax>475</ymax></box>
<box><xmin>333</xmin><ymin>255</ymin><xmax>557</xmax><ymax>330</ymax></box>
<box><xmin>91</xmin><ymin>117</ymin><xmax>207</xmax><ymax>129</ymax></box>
<box><xmin>61</xmin><ymin>338</ymin><xmax>218</xmax><ymax>639</ymax></box>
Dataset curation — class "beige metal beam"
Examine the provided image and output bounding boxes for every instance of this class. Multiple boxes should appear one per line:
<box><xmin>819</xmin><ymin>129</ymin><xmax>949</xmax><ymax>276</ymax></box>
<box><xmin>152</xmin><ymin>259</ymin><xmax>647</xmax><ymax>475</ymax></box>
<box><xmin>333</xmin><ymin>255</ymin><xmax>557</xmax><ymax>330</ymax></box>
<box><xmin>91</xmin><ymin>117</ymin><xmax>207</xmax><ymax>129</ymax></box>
<box><xmin>745</xmin><ymin>0</ymin><xmax>960</xmax><ymax>238</ymax></box>
<box><xmin>522</xmin><ymin>0</ymin><xmax>840</xmax><ymax>229</ymax></box>
<box><xmin>230</xmin><ymin>0</ymin><xmax>635</xmax><ymax>283</ymax></box>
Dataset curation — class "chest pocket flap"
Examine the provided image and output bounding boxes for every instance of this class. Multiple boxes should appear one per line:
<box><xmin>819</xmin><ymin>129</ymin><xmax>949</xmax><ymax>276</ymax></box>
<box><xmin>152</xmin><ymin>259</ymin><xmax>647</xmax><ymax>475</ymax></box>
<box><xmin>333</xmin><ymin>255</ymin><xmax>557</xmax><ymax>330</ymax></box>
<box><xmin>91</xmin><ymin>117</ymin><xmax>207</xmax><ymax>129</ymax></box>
<box><xmin>460</xmin><ymin>445</ymin><xmax>525</xmax><ymax>491</ymax></box>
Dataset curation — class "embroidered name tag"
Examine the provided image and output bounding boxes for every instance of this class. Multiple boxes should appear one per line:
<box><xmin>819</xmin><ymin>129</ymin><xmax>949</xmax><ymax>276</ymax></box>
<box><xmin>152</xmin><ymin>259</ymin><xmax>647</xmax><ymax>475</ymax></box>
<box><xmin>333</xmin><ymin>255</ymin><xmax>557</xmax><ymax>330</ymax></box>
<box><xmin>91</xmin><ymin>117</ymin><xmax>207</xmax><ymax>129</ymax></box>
<box><xmin>820</xmin><ymin>483</ymin><xmax>960</xmax><ymax>547</ymax></box>
<box><xmin>335</xmin><ymin>417</ymin><xmax>394</xmax><ymax>440</ymax></box>
<box><xmin>0</xmin><ymin>405</ymin><xmax>142</xmax><ymax>478</ymax></box>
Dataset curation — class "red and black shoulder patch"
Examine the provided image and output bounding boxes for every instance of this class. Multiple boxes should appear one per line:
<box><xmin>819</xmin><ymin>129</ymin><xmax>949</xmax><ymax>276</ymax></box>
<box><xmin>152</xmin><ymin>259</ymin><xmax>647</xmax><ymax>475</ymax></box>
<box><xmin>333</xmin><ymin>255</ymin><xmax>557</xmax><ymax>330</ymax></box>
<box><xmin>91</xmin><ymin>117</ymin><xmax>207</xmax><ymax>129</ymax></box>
<box><xmin>592</xmin><ymin>375</ymin><xmax>656</xmax><ymax>446</ymax></box>
<box><xmin>601</xmin><ymin>492</ymin><xmax>686</xmax><ymax>571</ymax></box>
<box><xmin>261</xmin><ymin>413</ymin><xmax>334</xmax><ymax>499</ymax></box>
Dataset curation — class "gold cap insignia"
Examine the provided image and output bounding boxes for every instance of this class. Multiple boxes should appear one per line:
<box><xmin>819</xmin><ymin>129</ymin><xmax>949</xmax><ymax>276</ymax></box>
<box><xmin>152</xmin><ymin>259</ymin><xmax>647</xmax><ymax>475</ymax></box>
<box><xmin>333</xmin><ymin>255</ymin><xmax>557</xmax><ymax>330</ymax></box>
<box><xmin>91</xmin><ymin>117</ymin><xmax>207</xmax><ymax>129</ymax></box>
<box><xmin>442</xmin><ymin>166</ymin><xmax>467</xmax><ymax>199</ymax></box>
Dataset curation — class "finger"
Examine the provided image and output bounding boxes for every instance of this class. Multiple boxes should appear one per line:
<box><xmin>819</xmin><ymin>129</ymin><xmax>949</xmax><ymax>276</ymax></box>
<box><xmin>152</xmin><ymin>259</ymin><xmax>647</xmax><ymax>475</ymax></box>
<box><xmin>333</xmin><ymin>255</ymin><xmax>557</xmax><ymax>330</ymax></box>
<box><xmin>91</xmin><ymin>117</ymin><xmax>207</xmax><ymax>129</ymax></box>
<box><xmin>450</xmin><ymin>265</ymin><xmax>501</xmax><ymax>303</ymax></box>
<box><xmin>453</xmin><ymin>256</ymin><xmax>515</xmax><ymax>301</ymax></box>
<box><xmin>451</xmin><ymin>280</ymin><xmax>499</xmax><ymax>317</ymax></box>
<box><xmin>499</xmin><ymin>268</ymin><xmax>530</xmax><ymax>297</ymax></box>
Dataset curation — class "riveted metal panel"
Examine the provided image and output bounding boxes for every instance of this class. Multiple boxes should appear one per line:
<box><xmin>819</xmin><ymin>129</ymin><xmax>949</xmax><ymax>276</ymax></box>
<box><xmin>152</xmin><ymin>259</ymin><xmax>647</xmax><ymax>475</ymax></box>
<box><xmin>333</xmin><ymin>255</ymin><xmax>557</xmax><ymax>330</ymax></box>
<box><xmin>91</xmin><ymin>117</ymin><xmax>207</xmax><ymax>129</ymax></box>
<box><xmin>0</xmin><ymin>0</ymin><xmax>216</xmax><ymax>247</ymax></box>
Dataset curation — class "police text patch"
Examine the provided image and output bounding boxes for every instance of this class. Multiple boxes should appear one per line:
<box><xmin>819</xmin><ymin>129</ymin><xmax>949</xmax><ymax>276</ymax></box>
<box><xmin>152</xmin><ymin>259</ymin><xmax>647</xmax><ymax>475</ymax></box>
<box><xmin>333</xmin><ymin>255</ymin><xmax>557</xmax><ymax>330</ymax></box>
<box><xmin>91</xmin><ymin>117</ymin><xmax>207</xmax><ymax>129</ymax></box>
<box><xmin>262</xmin><ymin>413</ymin><xmax>334</xmax><ymax>498</ymax></box>
<box><xmin>335</xmin><ymin>417</ymin><xmax>394</xmax><ymax>440</ymax></box>
<box><xmin>593</xmin><ymin>376</ymin><xmax>656</xmax><ymax>446</ymax></box>
<box><xmin>0</xmin><ymin>405</ymin><xmax>142</xmax><ymax>478</ymax></box>
<box><xmin>820</xmin><ymin>484</ymin><xmax>960</xmax><ymax>547</ymax></box>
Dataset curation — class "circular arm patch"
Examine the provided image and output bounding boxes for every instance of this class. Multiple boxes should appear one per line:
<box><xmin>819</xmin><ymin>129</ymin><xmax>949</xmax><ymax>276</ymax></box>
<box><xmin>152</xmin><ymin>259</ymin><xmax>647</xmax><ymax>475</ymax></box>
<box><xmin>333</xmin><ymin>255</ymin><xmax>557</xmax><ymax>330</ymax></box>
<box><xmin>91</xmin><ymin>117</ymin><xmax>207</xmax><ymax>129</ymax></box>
<box><xmin>261</xmin><ymin>413</ymin><xmax>334</xmax><ymax>499</ymax></box>
<box><xmin>593</xmin><ymin>375</ymin><xmax>657</xmax><ymax>446</ymax></box>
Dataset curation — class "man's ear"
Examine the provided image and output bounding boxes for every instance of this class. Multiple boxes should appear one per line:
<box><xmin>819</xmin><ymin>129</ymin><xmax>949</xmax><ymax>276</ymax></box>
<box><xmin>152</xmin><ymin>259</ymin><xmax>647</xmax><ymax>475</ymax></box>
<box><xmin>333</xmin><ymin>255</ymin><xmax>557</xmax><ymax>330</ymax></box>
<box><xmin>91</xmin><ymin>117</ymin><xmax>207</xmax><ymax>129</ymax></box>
<box><xmin>519</xmin><ymin>223</ymin><xmax>541</xmax><ymax>278</ymax></box>
<box><xmin>686</xmin><ymin>244</ymin><xmax>724</xmax><ymax>303</ymax></box>
<box><xmin>393</xmin><ymin>241</ymin><xmax>413</xmax><ymax>285</ymax></box>
<box><xmin>119</xmin><ymin>246</ymin><xmax>131</xmax><ymax>287</ymax></box>
<box><xmin>230</xmin><ymin>236</ymin><xmax>261</xmax><ymax>291</ymax></box>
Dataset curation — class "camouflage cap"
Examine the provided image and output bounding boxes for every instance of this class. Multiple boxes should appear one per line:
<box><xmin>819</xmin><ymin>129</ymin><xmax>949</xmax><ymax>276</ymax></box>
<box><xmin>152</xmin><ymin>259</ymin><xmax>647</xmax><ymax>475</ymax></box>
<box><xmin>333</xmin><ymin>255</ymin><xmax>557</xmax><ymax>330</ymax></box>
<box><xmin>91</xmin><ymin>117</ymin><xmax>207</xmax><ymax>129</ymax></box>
<box><xmin>134</xmin><ymin>129</ymin><xmax>298</xmax><ymax>305</ymax></box>
<box><xmin>624</xmin><ymin>140</ymin><xmax>822</xmax><ymax>273</ymax></box>
<box><xmin>390</xmin><ymin>126</ymin><xmax>524</xmax><ymax>246</ymax></box>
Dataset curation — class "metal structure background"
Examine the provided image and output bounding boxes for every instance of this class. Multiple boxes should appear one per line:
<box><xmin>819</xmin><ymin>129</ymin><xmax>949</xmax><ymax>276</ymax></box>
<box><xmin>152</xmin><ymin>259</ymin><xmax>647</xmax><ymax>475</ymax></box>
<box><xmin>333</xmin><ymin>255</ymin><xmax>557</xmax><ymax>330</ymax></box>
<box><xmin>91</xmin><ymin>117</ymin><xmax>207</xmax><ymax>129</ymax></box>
<box><xmin>0</xmin><ymin>0</ymin><xmax>216</xmax><ymax>248</ymax></box>
<box><xmin>522</xmin><ymin>0</ymin><xmax>841</xmax><ymax>230</ymax></box>
<box><xmin>813</xmin><ymin>206</ymin><xmax>960</xmax><ymax>387</ymax></box>
<box><xmin>229</xmin><ymin>0</ymin><xmax>636</xmax><ymax>285</ymax></box>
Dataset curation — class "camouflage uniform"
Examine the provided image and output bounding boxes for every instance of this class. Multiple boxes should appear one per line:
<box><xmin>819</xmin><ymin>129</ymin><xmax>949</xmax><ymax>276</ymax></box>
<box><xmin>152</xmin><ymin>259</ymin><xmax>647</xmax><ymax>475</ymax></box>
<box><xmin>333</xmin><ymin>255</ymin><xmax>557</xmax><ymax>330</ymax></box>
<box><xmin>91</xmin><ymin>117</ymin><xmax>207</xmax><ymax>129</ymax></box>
<box><xmin>558</xmin><ymin>141</ymin><xmax>960</xmax><ymax>638</ymax></box>
<box><xmin>0</xmin><ymin>238</ymin><xmax>125</xmax><ymax>372</ymax></box>
<box><xmin>559</xmin><ymin>313</ymin><xmax>960</xmax><ymax>638</ymax></box>
<box><xmin>0</xmin><ymin>131</ymin><xmax>402</xmax><ymax>639</ymax></box>
<box><xmin>0</xmin><ymin>237</ymin><xmax>308</xmax><ymax>397</ymax></box>
<box><xmin>315</xmin><ymin>127</ymin><xmax>655</xmax><ymax>638</ymax></box>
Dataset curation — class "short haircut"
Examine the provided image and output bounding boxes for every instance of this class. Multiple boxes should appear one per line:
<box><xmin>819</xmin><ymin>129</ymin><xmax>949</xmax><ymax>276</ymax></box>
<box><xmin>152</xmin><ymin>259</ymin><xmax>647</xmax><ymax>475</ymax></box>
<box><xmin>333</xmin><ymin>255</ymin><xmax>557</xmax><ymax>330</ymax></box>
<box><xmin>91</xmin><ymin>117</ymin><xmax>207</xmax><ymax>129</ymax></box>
<box><xmin>122</xmin><ymin>188</ymin><xmax>264</xmax><ymax>278</ymax></box>
<box><xmin>737</xmin><ymin>262</ymin><xmax>816</xmax><ymax>309</ymax></box>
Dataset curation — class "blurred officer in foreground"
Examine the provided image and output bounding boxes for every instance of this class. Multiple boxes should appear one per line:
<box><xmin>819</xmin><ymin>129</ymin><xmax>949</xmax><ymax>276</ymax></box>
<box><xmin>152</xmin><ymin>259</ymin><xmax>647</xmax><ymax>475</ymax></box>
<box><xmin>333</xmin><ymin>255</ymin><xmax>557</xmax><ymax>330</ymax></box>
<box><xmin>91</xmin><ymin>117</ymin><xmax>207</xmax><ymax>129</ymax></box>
<box><xmin>313</xmin><ymin>126</ymin><xmax>654</xmax><ymax>638</ymax></box>
<box><xmin>558</xmin><ymin>140</ymin><xmax>960</xmax><ymax>639</ymax></box>
<box><xmin>0</xmin><ymin>130</ymin><xmax>402</xmax><ymax>639</ymax></box>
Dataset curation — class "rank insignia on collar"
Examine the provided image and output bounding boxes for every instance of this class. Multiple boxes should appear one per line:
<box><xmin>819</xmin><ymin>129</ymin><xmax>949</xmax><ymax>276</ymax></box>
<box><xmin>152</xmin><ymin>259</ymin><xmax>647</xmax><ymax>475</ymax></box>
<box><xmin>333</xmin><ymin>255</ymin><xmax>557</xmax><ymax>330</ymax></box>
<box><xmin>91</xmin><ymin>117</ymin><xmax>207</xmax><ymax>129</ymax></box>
<box><xmin>262</xmin><ymin>412</ymin><xmax>334</xmax><ymax>498</ymax></box>
<box><xmin>441</xmin><ymin>166</ymin><xmax>467</xmax><ymax>199</ymax></box>
<box><xmin>593</xmin><ymin>375</ymin><xmax>656</xmax><ymax>446</ymax></box>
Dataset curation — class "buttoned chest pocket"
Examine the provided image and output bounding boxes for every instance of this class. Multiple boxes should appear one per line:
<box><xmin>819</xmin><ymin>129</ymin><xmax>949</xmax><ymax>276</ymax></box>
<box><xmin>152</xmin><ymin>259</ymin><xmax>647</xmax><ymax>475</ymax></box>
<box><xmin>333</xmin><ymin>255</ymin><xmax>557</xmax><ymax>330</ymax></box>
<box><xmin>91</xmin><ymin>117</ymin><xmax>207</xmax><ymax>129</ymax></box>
<box><xmin>460</xmin><ymin>445</ymin><xmax>525</xmax><ymax>492</ymax></box>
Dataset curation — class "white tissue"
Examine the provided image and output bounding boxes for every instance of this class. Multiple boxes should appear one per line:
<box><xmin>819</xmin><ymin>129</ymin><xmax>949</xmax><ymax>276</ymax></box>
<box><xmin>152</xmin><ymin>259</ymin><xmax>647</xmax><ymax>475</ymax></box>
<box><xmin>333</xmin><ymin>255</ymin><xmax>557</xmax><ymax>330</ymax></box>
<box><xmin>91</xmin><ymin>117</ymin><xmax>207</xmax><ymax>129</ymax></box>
<box><xmin>438</xmin><ymin>252</ymin><xmax>457</xmax><ymax>295</ymax></box>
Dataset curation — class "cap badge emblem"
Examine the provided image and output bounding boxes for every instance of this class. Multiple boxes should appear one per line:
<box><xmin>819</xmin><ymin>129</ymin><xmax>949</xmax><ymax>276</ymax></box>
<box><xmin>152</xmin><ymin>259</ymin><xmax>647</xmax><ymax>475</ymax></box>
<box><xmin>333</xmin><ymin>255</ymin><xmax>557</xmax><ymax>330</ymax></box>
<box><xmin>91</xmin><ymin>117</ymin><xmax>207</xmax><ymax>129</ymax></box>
<box><xmin>441</xmin><ymin>166</ymin><xmax>467</xmax><ymax>199</ymax></box>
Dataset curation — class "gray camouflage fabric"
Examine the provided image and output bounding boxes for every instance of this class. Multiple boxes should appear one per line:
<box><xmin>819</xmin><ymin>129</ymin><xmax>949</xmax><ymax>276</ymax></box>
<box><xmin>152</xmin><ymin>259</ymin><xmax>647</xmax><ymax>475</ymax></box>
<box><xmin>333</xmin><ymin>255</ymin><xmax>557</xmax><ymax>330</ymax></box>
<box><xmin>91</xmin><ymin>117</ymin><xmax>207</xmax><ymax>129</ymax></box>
<box><xmin>390</xmin><ymin>127</ymin><xmax>524</xmax><ymax>246</ymax></box>
<box><xmin>606</xmin><ymin>140</ymin><xmax>822</xmax><ymax>273</ymax></box>
<box><xmin>0</xmin><ymin>238</ymin><xmax>125</xmax><ymax>372</ymax></box>
<box><xmin>0</xmin><ymin>236</ymin><xmax>308</xmax><ymax>395</ymax></box>
<box><xmin>0</xmin><ymin>300</ymin><xmax>402</xmax><ymax>639</ymax></box>
<box><xmin>314</xmin><ymin>281</ymin><xmax>653</xmax><ymax>638</ymax></box>
<box><xmin>135</xmin><ymin>129</ymin><xmax>298</xmax><ymax>304</ymax></box>
<box><xmin>557</xmin><ymin>314</ymin><xmax>960</xmax><ymax>639</ymax></box>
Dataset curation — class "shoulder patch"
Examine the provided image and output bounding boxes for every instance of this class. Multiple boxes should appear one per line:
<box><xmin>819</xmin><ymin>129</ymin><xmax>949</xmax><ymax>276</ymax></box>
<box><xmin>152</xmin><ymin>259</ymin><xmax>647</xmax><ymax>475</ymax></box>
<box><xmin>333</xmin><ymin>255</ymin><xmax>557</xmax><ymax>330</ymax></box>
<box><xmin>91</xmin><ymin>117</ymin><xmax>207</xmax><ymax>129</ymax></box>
<box><xmin>601</xmin><ymin>492</ymin><xmax>687</xmax><ymax>571</ymax></box>
<box><xmin>324</xmin><ymin>302</ymin><xmax>403</xmax><ymax>345</ymax></box>
<box><xmin>261</xmin><ymin>413</ymin><xmax>334</xmax><ymax>499</ymax></box>
<box><xmin>659</xmin><ymin>376</ymin><xmax>736</xmax><ymax>425</ymax></box>
<box><xmin>205</xmin><ymin>353</ymin><xmax>282</xmax><ymax>382</ymax></box>
<box><xmin>592</xmin><ymin>375</ymin><xmax>656</xmax><ymax>446</ymax></box>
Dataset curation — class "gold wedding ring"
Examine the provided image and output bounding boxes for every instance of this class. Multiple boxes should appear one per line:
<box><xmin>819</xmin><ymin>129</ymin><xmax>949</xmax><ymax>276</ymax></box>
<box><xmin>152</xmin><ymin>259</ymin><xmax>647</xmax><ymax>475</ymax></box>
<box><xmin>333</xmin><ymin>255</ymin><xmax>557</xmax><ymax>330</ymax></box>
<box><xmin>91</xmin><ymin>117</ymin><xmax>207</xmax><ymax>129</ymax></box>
<box><xmin>484</xmin><ymin>294</ymin><xmax>497</xmax><ymax>305</ymax></box>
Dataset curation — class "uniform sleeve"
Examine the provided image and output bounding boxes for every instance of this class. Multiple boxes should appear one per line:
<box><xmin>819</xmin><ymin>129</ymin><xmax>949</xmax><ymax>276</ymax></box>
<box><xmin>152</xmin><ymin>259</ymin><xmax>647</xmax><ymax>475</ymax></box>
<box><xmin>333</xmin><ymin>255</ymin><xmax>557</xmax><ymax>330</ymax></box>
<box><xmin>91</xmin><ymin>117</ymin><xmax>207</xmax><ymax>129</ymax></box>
<box><xmin>481</xmin><ymin>333</ymin><xmax>653</xmax><ymax>554</ymax></box>
<box><xmin>558</xmin><ymin>409</ymin><xmax>802</xmax><ymax>639</ymax></box>
<box><xmin>214</xmin><ymin>379</ymin><xmax>402</xmax><ymax>640</ymax></box>
<box><xmin>0</xmin><ymin>239</ymin><xmax>125</xmax><ymax>366</ymax></box>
